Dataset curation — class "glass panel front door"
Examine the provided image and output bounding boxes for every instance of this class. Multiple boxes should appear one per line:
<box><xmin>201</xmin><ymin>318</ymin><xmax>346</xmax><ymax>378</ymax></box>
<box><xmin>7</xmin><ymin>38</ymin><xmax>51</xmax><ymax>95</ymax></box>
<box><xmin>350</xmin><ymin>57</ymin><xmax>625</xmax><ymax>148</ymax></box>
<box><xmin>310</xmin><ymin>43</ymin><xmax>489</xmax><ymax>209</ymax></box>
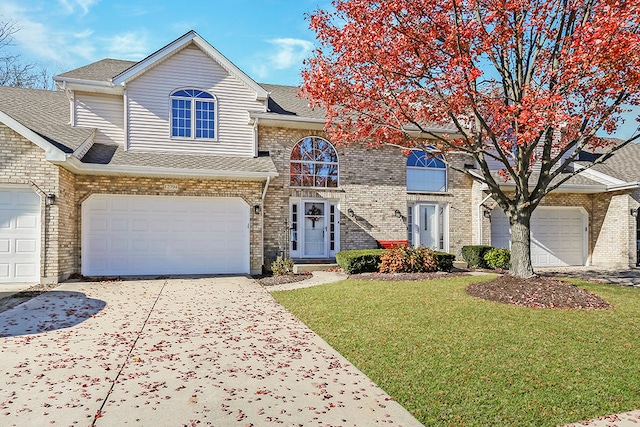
<box><xmin>415</xmin><ymin>203</ymin><xmax>447</xmax><ymax>251</ymax></box>
<box><xmin>419</xmin><ymin>204</ymin><xmax>437</xmax><ymax>249</ymax></box>
<box><xmin>303</xmin><ymin>201</ymin><xmax>327</xmax><ymax>257</ymax></box>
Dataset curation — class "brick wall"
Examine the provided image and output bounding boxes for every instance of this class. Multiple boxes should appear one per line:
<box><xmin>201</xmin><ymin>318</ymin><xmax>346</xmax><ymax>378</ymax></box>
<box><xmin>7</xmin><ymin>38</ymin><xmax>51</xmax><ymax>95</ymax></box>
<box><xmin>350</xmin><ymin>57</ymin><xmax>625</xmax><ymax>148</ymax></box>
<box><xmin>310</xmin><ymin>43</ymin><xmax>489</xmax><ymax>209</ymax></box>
<box><xmin>0</xmin><ymin>124</ymin><xmax>63</xmax><ymax>283</ymax></box>
<box><xmin>258</xmin><ymin>125</ymin><xmax>476</xmax><ymax>266</ymax></box>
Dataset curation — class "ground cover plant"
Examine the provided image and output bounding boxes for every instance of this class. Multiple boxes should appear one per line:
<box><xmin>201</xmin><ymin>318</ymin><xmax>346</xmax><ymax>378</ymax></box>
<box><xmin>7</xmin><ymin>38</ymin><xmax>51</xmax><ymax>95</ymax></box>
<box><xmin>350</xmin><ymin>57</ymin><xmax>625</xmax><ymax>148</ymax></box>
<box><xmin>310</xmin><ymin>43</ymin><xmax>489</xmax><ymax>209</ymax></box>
<box><xmin>272</xmin><ymin>276</ymin><xmax>640</xmax><ymax>426</ymax></box>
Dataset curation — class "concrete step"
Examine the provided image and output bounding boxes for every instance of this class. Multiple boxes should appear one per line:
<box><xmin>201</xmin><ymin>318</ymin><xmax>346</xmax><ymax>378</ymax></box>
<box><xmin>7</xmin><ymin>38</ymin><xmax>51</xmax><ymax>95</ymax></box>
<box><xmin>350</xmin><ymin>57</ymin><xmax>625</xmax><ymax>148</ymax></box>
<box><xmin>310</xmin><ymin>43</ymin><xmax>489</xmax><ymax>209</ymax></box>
<box><xmin>293</xmin><ymin>263</ymin><xmax>339</xmax><ymax>274</ymax></box>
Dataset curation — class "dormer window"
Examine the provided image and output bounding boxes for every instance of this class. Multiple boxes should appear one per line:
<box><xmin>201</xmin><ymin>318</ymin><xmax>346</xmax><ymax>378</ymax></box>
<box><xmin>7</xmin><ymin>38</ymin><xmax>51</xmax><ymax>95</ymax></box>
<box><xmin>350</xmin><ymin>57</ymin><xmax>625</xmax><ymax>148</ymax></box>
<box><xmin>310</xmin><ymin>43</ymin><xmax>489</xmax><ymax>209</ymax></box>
<box><xmin>170</xmin><ymin>89</ymin><xmax>216</xmax><ymax>139</ymax></box>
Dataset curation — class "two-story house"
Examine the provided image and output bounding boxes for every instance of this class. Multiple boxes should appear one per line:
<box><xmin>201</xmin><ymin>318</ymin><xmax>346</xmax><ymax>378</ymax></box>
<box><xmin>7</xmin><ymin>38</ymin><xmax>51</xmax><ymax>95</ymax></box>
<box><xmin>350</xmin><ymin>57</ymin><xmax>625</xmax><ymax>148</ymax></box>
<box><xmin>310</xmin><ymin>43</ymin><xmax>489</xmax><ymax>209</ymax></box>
<box><xmin>1</xmin><ymin>31</ymin><xmax>639</xmax><ymax>284</ymax></box>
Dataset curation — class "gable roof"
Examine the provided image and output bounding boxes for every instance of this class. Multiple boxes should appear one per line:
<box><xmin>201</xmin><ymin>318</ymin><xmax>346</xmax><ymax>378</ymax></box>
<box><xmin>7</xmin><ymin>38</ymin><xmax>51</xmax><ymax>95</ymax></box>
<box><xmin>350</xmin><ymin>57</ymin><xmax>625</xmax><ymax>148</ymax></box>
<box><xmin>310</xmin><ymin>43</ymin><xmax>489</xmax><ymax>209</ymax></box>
<box><xmin>579</xmin><ymin>142</ymin><xmax>640</xmax><ymax>183</ymax></box>
<box><xmin>0</xmin><ymin>86</ymin><xmax>94</xmax><ymax>155</ymax></box>
<box><xmin>56</xmin><ymin>59</ymin><xmax>136</xmax><ymax>82</ymax></box>
<box><xmin>55</xmin><ymin>31</ymin><xmax>268</xmax><ymax>101</ymax></box>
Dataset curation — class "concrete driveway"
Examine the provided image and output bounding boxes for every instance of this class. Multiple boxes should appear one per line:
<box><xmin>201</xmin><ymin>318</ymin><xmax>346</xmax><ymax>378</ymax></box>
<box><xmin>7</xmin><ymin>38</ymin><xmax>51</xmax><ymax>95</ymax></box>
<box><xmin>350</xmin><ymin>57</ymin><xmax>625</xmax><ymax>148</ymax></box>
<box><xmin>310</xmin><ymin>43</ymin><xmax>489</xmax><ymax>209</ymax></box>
<box><xmin>0</xmin><ymin>276</ymin><xmax>422</xmax><ymax>426</ymax></box>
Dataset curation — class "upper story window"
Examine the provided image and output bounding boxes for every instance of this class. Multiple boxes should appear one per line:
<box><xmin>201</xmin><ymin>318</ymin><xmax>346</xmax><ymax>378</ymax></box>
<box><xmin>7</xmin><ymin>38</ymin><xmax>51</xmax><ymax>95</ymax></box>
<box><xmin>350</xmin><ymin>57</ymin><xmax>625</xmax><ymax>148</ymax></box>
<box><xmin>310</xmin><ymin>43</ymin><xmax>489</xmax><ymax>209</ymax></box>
<box><xmin>290</xmin><ymin>137</ymin><xmax>339</xmax><ymax>188</ymax></box>
<box><xmin>406</xmin><ymin>149</ymin><xmax>447</xmax><ymax>192</ymax></box>
<box><xmin>170</xmin><ymin>89</ymin><xmax>216</xmax><ymax>139</ymax></box>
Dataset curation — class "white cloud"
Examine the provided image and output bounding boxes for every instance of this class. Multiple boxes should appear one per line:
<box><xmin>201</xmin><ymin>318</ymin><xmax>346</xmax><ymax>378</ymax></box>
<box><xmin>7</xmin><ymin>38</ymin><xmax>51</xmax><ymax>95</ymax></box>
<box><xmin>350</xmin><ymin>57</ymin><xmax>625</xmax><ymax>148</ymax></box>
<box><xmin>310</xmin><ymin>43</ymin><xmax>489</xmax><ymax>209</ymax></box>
<box><xmin>103</xmin><ymin>32</ymin><xmax>150</xmax><ymax>60</ymax></box>
<box><xmin>268</xmin><ymin>38</ymin><xmax>314</xmax><ymax>69</ymax></box>
<box><xmin>250</xmin><ymin>37</ymin><xmax>313</xmax><ymax>80</ymax></box>
<box><xmin>58</xmin><ymin>0</ymin><xmax>99</xmax><ymax>16</ymax></box>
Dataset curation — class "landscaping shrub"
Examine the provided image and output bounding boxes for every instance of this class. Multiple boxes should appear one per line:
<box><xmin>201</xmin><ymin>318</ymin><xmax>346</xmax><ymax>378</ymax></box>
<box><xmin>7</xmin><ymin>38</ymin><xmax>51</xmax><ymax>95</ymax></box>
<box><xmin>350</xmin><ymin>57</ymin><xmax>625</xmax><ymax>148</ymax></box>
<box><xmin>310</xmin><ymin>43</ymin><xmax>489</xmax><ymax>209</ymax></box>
<box><xmin>434</xmin><ymin>251</ymin><xmax>456</xmax><ymax>272</ymax></box>
<box><xmin>336</xmin><ymin>249</ymin><xmax>385</xmax><ymax>274</ymax></box>
<box><xmin>379</xmin><ymin>246</ymin><xmax>439</xmax><ymax>273</ymax></box>
<box><xmin>271</xmin><ymin>255</ymin><xmax>294</xmax><ymax>275</ymax></box>
<box><xmin>484</xmin><ymin>248</ymin><xmax>510</xmax><ymax>269</ymax></box>
<box><xmin>461</xmin><ymin>245</ymin><xmax>494</xmax><ymax>268</ymax></box>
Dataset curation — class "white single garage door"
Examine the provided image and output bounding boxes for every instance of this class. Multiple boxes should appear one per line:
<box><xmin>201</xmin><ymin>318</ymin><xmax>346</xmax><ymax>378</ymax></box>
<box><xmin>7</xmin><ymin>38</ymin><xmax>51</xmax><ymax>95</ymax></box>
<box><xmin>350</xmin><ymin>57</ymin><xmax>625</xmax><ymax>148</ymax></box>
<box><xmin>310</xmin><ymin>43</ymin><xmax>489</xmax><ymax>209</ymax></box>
<box><xmin>0</xmin><ymin>187</ymin><xmax>41</xmax><ymax>283</ymax></box>
<box><xmin>82</xmin><ymin>195</ymin><xmax>250</xmax><ymax>276</ymax></box>
<box><xmin>491</xmin><ymin>207</ymin><xmax>586</xmax><ymax>267</ymax></box>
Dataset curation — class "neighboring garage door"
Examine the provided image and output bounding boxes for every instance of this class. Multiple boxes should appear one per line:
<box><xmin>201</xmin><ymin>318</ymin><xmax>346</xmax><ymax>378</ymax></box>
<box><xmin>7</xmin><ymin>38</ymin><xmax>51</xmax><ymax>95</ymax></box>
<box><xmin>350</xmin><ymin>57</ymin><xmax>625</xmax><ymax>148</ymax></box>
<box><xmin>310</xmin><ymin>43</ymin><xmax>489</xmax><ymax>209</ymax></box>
<box><xmin>0</xmin><ymin>187</ymin><xmax>41</xmax><ymax>283</ymax></box>
<box><xmin>82</xmin><ymin>195</ymin><xmax>250</xmax><ymax>276</ymax></box>
<box><xmin>491</xmin><ymin>207</ymin><xmax>586</xmax><ymax>267</ymax></box>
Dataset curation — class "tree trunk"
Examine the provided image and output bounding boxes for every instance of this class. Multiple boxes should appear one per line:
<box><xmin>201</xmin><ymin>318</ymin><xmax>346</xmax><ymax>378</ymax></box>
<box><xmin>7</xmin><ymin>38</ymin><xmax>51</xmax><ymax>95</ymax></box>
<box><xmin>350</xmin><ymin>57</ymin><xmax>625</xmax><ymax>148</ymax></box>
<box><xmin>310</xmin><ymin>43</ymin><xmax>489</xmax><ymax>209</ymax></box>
<box><xmin>509</xmin><ymin>209</ymin><xmax>536</xmax><ymax>278</ymax></box>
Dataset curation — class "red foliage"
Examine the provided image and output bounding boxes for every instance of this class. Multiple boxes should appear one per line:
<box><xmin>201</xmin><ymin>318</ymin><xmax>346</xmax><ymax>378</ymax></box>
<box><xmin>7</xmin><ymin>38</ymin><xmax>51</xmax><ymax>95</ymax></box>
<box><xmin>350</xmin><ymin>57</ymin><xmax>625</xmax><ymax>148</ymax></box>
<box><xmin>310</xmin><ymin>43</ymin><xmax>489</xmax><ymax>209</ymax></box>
<box><xmin>302</xmin><ymin>0</ymin><xmax>640</xmax><ymax>163</ymax></box>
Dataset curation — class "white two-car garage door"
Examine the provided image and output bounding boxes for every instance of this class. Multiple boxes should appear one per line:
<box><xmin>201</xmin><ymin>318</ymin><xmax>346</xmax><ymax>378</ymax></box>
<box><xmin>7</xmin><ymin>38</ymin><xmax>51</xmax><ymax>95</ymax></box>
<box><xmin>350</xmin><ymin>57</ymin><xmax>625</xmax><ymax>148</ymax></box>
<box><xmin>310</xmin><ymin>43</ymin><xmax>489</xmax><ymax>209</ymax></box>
<box><xmin>491</xmin><ymin>207</ymin><xmax>586</xmax><ymax>267</ymax></box>
<box><xmin>0</xmin><ymin>187</ymin><xmax>40</xmax><ymax>283</ymax></box>
<box><xmin>82</xmin><ymin>195</ymin><xmax>250</xmax><ymax>276</ymax></box>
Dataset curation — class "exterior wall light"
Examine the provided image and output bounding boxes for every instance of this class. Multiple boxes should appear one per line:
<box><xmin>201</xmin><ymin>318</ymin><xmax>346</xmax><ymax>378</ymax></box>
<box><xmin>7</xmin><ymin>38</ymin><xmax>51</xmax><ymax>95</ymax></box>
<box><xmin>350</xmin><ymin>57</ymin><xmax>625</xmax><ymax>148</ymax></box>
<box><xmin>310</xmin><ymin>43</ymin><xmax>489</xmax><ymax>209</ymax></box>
<box><xmin>46</xmin><ymin>194</ymin><xmax>56</xmax><ymax>206</ymax></box>
<box><xmin>631</xmin><ymin>208</ymin><xmax>638</xmax><ymax>217</ymax></box>
<box><xmin>483</xmin><ymin>209</ymin><xmax>492</xmax><ymax>219</ymax></box>
<box><xmin>394</xmin><ymin>209</ymin><xmax>402</xmax><ymax>218</ymax></box>
<box><xmin>347</xmin><ymin>208</ymin><xmax>355</xmax><ymax>217</ymax></box>
<box><xmin>254</xmin><ymin>204</ymin><xmax>261</xmax><ymax>215</ymax></box>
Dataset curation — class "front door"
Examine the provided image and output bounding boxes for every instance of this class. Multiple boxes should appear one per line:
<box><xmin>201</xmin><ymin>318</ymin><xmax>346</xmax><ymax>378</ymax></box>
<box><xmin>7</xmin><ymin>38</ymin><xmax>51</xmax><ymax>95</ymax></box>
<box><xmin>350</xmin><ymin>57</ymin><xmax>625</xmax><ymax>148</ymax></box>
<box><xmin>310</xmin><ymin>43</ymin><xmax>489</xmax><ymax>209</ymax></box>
<box><xmin>413</xmin><ymin>203</ymin><xmax>447</xmax><ymax>251</ymax></box>
<box><xmin>302</xmin><ymin>200</ymin><xmax>328</xmax><ymax>257</ymax></box>
<box><xmin>419</xmin><ymin>204</ymin><xmax>437</xmax><ymax>249</ymax></box>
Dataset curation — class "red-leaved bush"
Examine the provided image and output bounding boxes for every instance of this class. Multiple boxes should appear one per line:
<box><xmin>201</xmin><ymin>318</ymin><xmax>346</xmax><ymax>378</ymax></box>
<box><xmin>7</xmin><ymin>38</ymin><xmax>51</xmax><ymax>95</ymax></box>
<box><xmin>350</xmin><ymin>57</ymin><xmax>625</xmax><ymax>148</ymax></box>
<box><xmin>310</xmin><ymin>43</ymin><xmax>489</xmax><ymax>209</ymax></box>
<box><xmin>379</xmin><ymin>246</ymin><xmax>438</xmax><ymax>273</ymax></box>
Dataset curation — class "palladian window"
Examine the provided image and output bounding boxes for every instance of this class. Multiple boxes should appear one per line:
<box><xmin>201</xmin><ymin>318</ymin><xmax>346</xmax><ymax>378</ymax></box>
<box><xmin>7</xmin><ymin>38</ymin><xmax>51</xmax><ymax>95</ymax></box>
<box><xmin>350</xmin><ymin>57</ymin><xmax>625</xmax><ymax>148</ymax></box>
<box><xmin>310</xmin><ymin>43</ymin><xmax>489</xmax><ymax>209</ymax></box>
<box><xmin>290</xmin><ymin>137</ymin><xmax>339</xmax><ymax>188</ymax></box>
<box><xmin>170</xmin><ymin>89</ymin><xmax>216</xmax><ymax>139</ymax></box>
<box><xmin>406</xmin><ymin>149</ymin><xmax>447</xmax><ymax>192</ymax></box>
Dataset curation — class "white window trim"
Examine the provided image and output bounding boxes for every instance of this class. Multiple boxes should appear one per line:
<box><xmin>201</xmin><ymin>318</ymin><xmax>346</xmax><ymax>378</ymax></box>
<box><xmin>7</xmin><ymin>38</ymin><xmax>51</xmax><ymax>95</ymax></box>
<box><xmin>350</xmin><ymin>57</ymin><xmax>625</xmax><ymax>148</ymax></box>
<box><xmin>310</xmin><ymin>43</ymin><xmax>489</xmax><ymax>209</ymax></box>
<box><xmin>289</xmin><ymin>137</ymin><xmax>340</xmax><ymax>189</ymax></box>
<box><xmin>406</xmin><ymin>150</ymin><xmax>448</xmax><ymax>193</ymax></box>
<box><xmin>169</xmin><ymin>88</ymin><xmax>218</xmax><ymax>142</ymax></box>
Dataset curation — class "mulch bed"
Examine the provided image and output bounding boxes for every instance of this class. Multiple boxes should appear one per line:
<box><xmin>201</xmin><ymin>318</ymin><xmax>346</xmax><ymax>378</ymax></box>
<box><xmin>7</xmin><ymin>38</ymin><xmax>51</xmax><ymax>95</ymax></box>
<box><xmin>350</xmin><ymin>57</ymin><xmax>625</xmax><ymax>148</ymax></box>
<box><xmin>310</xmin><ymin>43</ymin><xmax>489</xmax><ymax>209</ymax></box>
<box><xmin>254</xmin><ymin>273</ymin><xmax>311</xmax><ymax>287</ymax></box>
<box><xmin>466</xmin><ymin>275</ymin><xmax>612</xmax><ymax>310</ymax></box>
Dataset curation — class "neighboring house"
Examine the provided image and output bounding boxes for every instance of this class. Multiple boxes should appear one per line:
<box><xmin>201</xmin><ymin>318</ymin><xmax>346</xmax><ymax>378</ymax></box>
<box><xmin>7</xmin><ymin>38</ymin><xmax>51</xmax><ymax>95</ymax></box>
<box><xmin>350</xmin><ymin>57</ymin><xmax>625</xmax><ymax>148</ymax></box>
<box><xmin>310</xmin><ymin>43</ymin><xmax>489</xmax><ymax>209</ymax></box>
<box><xmin>0</xmin><ymin>31</ymin><xmax>638</xmax><ymax>284</ymax></box>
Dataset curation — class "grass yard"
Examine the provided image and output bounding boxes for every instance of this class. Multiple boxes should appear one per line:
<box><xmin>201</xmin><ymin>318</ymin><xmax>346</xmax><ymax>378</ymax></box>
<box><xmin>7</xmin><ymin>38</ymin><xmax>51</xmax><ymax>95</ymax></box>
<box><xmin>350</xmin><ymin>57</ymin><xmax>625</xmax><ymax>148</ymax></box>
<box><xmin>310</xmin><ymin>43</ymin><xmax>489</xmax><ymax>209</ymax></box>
<box><xmin>271</xmin><ymin>275</ymin><xmax>640</xmax><ymax>427</ymax></box>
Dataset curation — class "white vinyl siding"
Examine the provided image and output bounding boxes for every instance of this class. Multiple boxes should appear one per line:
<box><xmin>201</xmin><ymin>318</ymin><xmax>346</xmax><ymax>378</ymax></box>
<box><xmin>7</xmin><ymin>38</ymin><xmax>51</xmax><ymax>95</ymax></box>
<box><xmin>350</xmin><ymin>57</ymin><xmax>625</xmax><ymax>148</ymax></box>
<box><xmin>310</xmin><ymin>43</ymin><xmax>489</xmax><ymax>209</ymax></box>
<box><xmin>125</xmin><ymin>44</ymin><xmax>264</xmax><ymax>156</ymax></box>
<box><xmin>75</xmin><ymin>93</ymin><xmax>125</xmax><ymax>146</ymax></box>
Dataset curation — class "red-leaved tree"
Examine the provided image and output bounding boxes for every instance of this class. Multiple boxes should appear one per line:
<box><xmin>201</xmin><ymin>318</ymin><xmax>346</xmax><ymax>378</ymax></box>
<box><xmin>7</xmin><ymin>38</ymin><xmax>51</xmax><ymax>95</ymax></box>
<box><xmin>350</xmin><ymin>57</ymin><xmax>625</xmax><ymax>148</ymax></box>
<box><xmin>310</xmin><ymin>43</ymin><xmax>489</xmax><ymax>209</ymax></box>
<box><xmin>301</xmin><ymin>0</ymin><xmax>640</xmax><ymax>278</ymax></box>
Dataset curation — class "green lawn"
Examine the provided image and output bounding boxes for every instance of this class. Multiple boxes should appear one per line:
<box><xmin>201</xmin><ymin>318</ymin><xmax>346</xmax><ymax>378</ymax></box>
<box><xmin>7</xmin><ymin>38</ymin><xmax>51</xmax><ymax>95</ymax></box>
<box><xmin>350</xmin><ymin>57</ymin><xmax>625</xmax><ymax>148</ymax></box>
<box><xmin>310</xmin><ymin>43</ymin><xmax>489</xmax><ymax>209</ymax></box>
<box><xmin>271</xmin><ymin>275</ymin><xmax>640</xmax><ymax>427</ymax></box>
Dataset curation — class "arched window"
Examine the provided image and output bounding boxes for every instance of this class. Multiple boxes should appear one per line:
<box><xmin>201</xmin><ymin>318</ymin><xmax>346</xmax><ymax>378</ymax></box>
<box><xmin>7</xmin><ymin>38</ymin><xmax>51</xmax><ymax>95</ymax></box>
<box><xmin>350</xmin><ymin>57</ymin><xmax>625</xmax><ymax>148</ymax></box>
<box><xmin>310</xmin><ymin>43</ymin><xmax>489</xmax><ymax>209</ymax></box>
<box><xmin>290</xmin><ymin>137</ymin><xmax>339</xmax><ymax>188</ymax></box>
<box><xmin>170</xmin><ymin>89</ymin><xmax>216</xmax><ymax>139</ymax></box>
<box><xmin>406</xmin><ymin>149</ymin><xmax>447</xmax><ymax>192</ymax></box>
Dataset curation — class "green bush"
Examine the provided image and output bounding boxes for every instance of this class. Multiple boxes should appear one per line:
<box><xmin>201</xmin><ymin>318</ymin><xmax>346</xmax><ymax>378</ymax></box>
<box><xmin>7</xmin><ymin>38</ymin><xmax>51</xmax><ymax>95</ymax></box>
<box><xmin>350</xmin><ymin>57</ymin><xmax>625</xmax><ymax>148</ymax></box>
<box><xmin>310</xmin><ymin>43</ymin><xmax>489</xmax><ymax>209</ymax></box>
<box><xmin>434</xmin><ymin>251</ymin><xmax>456</xmax><ymax>272</ymax></box>
<box><xmin>336</xmin><ymin>249</ymin><xmax>385</xmax><ymax>274</ymax></box>
<box><xmin>484</xmin><ymin>248</ymin><xmax>510</xmax><ymax>269</ymax></box>
<box><xmin>379</xmin><ymin>246</ymin><xmax>439</xmax><ymax>273</ymax></box>
<box><xmin>271</xmin><ymin>255</ymin><xmax>294</xmax><ymax>275</ymax></box>
<box><xmin>461</xmin><ymin>245</ymin><xmax>494</xmax><ymax>268</ymax></box>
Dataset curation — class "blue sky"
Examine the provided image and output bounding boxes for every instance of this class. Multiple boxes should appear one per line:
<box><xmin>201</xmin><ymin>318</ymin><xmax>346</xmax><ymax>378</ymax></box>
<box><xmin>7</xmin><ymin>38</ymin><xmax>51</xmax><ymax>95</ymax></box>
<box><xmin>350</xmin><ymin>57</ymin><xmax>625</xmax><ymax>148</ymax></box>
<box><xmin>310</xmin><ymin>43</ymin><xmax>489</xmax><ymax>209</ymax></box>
<box><xmin>0</xmin><ymin>0</ymin><xmax>329</xmax><ymax>86</ymax></box>
<box><xmin>1</xmin><ymin>0</ymin><xmax>637</xmax><ymax>139</ymax></box>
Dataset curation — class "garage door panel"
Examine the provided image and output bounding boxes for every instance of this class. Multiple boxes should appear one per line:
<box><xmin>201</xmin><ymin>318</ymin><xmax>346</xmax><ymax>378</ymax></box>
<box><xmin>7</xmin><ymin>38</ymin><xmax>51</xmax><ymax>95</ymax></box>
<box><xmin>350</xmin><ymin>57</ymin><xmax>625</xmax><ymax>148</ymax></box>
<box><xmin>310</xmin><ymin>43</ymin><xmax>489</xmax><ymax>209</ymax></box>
<box><xmin>0</xmin><ymin>188</ymin><xmax>40</xmax><ymax>283</ymax></box>
<box><xmin>83</xmin><ymin>195</ymin><xmax>249</xmax><ymax>276</ymax></box>
<box><xmin>492</xmin><ymin>207</ymin><xmax>585</xmax><ymax>267</ymax></box>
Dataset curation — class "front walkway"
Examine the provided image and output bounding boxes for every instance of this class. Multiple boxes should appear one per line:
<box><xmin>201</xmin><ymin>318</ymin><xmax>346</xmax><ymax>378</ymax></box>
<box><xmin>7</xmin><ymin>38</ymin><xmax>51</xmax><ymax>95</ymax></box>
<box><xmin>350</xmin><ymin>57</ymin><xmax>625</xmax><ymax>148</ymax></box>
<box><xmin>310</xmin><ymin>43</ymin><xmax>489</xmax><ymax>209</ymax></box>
<box><xmin>0</xmin><ymin>276</ymin><xmax>422</xmax><ymax>426</ymax></box>
<box><xmin>537</xmin><ymin>266</ymin><xmax>640</xmax><ymax>287</ymax></box>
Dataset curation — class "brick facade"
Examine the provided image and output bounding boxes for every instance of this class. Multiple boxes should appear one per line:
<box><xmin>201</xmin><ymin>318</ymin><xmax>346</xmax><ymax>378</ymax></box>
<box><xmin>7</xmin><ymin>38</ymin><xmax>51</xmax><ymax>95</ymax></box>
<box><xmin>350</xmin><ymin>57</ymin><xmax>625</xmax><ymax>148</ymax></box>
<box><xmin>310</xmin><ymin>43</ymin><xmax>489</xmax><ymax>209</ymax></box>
<box><xmin>0</xmin><ymin>124</ymin><xmax>65</xmax><ymax>283</ymax></box>
<box><xmin>3</xmin><ymin>119</ymin><xmax>638</xmax><ymax>283</ymax></box>
<box><xmin>258</xmin><ymin>126</ymin><xmax>477</xmax><ymax>267</ymax></box>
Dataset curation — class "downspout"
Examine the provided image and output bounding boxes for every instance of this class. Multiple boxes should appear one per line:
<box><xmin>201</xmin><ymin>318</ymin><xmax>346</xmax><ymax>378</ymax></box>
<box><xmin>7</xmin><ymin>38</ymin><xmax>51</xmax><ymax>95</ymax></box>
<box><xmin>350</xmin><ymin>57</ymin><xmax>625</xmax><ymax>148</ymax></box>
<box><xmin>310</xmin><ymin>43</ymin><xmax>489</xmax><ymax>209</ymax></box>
<box><xmin>477</xmin><ymin>193</ymin><xmax>493</xmax><ymax>245</ymax></box>
<box><xmin>260</xmin><ymin>176</ymin><xmax>271</xmax><ymax>271</ymax></box>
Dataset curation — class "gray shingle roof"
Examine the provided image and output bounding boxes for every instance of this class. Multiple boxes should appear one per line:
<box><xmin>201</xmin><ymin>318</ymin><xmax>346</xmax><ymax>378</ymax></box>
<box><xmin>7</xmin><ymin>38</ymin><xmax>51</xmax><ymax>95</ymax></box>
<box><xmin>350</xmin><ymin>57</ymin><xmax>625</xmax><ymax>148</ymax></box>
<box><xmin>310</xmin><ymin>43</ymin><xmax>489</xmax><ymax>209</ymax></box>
<box><xmin>486</xmin><ymin>169</ymin><xmax>607</xmax><ymax>190</ymax></box>
<box><xmin>583</xmin><ymin>142</ymin><xmax>640</xmax><ymax>183</ymax></box>
<box><xmin>82</xmin><ymin>142</ymin><xmax>278</xmax><ymax>175</ymax></box>
<box><xmin>55</xmin><ymin>59</ymin><xmax>136</xmax><ymax>82</ymax></box>
<box><xmin>261</xmin><ymin>83</ymin><xmax>326</xmax><ymax>120</ymax></box>
<box><xmin>0</xmin><ymin>86</ymin><xmax>94</xmax><ymax>153</ymax></box>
